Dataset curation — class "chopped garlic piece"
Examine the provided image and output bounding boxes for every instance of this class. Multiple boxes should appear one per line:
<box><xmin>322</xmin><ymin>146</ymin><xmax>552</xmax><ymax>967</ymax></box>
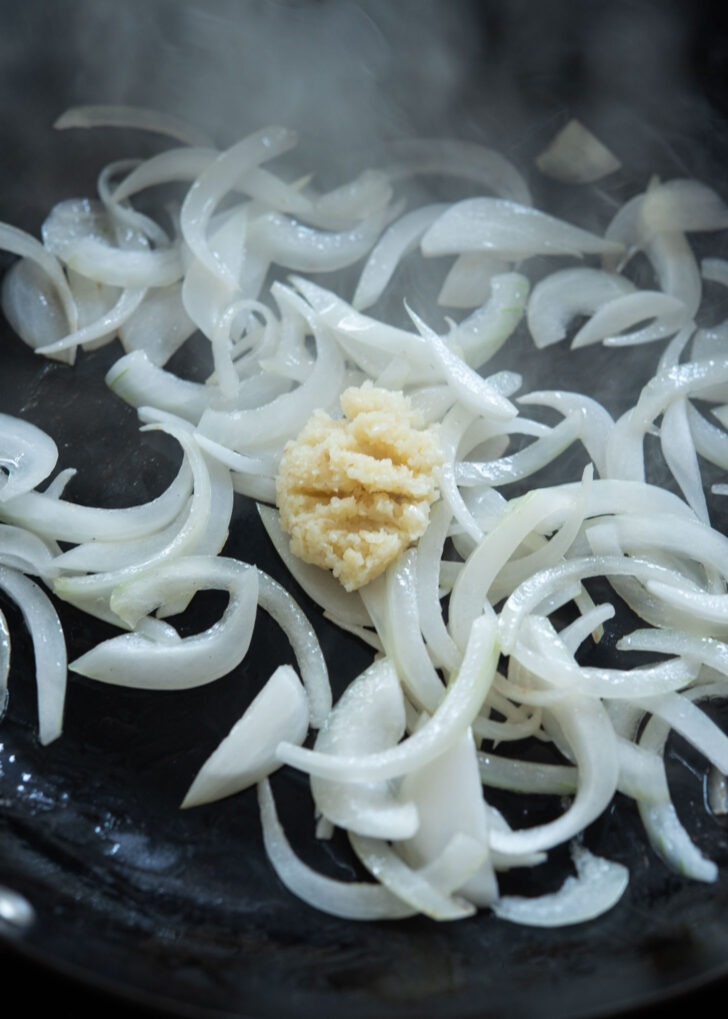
<box><xmin>276</xmin><ymin>382</ymin><xmax>442</xmax><ymax>591</ymax></box>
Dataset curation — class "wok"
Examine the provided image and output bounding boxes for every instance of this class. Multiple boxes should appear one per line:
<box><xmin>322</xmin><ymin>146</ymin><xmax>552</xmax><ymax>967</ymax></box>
<box><xmin>2</xmin><ymin>2</ymin><xmax>728</xmax><ymax>1016</ymax></box>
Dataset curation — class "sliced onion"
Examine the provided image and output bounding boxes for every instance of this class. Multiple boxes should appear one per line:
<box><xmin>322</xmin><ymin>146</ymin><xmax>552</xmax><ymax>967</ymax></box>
<box><xmin>570</xmin><ymin>290</ymin><xmax>689</xmax><ymax>349</ymax></box>
<box><xmin>182</xmin><ymin>664</ymin><xmax>309</xmax><ymax>807</ymax></box>
<box><xmin>352</xmin><ymin>203</ymin><xmax>448</xmax><ymax>311</ymax></box>
<box><xmin>492</xmin><ymin>843</ymin><xmax>628</xmax><ymax>926</ymax></box>
<box><xmin>438</xmin><ymin>252</ymin><xmax>512</xmax><ymax>309</ymax></box>
<box><xmin>0</xmin><ymin>414</ymin><xmax>58</xmax><ymax>504</ymax></box>
<box><xmin>421</xmin><ymin>198</ymin><xmax>624</xmax><ymax>260</ymax></box>
<box><xmin>0</xmin><ymin>564</ymin><xmax>66</xmax><ymax>745</ymax></box>
<box><xmin>309</xmin><ymin>657</ymin><xmax>418</xmax><ymax>841</ymax></box>
<box><xmin>69</xmin><ymin>556</ymin><xmax>259</xmax><ymax>689</ymax></box>
<box><xmin>276</xmin><ymin>613</ymin><xmax>498</xmax><ymax>783</ymax></box>
<box><xmin>536</xmin><ymin>119</ymin><xmax>622</xmax><ymax>184</ymax></box>
<box><xmin>54</xmin><ymin>104</ymin><xmax>215</xmax><ymax>147</ymax></box>
<box><xmin>180</xmin><ymin>126</ymin><xmax>298</xmax><ymax>284</ymax></box>
<box><xmin>257</xmin><ymin>777</ymin><xmax>415</xmax><ymax>921</ymax></box>
<box><xmin>348</xmin><ymin>831</ymin><xmax>480</xmax><ymax>921</ymax></box>
<box><xmin>398</xmin><ymin>727</ymin><xmax>497</xmax><ymax>907</ymax></box>
<box><xmin>527</xmin><ymin>267</ymin><xmax>634</xmax><ymax>349</ymax></box>
<box><xmin>0</xmin><ymin>222</ymin><xmax>78</xmax><ymax>335</ymax></box>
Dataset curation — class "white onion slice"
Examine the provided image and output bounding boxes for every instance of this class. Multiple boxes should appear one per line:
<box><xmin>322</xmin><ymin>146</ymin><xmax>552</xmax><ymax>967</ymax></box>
<box><xmin>0</xmin><ymin>524</ymin><xmax>58</xmax><ymax>577</ymax></box>
<box><xmin>448</xmin><ymin>483</ymin><xmax>584</xmax><ymax>651</ymax></box>
<box><xmin>493</xmin><ymin>844</ymin><xmax>628</xmax><ymax>926</ymax></box>
<box><xmin>348</xmin><ymin>832</ymin><xmax>478</xmax><ymax>921</ymax></box>
<box><xmin>118</xmin><ymin>283</ymin><xmax>196</xmax><ymax>366</ymax></box>
<box><xmin>310</xmin><ymin>657</ymin><xmax>418</xmax><ymax>841</ymax></box>
<box><xmin>182</xmin><ymin>664</ymin><xmax>309</xmax><ymax>807</ymax></box>
<box><xmin>536</xmin><ymin>120</ymin><xmax>622</xmax><ymax>184</ymax></box>
<box><xmin>277</xmin><ymin>613</ymin><xmax>498</xmax><ymax>782</ymax></box>
<box><xmin>106</xmin><ymin>350</ymin><xmax>211</xmax><ymax>423</ymax></box>
<box><xmin>375</xmin><ymin>551</ymin><xmax>447</xmax><ymax>713</ymax></box>
<box><xmin>641</xmin><ymin>179</ymin><xmax>728</xmax><ymax>236</ymax></box>
<box><xmin>499</xmin><ymin>553</ymin><xmax>699</xmax><ymax>654</ymax></box>
<box><xmin>606</xmin><ymin>178</ymin><xmax>728</xmax><ymax>257</ymax></box>
<box><xmin>438</xmin><ymin>252</ymin><xmax>511</xmax><ymax>309</ymax></box>
<box><xmin>1</xmin><ymin>258</ymin><xmax>75</xmax><ymax>363</ymax></box>
<box><xmin>258</xmin><ymin>777</ymin><xmax>415</xmax><ymax>921</ymax></box>
<box><xmin>570</xmin><ymin>290</ymin><xmax>688</xmax><ymax>349</ymax></box>
<box><xmin>249</xmin><ymin>203</ymin><xmax>398</xmax><ymax>274</ymax></box>
<box><xmin>407</xmin><ymin>306</ymin><xmax>517</xmax><ymax>421</ymax></box>
<box><xmin>455</xmin><ymin>412</ymin><xmax>584</xmax><ymax>489</ymax></box>
<box><xmin>111</xmin><ymin>147</ymin><xmax>217</xmax><ymax>202</ymax></box>
<box><xmin>69</xmin><ymin>556</ymin><xmax>259</xmax><ymax>689</ymax></box>
<box><xmin>646</xmin><ymin>229</ymin><xmax>702</xmax><ymax>323</ymax></box>
<box><xmin>660</xmin><ymin>398</ymin><xmax>709</xmax><ymax>522</ymax></box>
<box><xmin>0</xmin><ymin>451</ymin><xmax>192</xmax><ymax>543</ymax></box>
<box><xmin>42</xmin><ymin>197</ymin><xmax>182</xmax><ymax>289</ymax></box>
<box><xmin>256</xmin><ymin>569</ymin><xmax>331</xmax><ymax>726</ymax></box>
<box><xmin>0</xmin><ymin>565</ymin><xmax>66</xmax><ymax>745</ymax></box>
<box><xmin>180</xmin><ymin>126</ymin><xmax>297</xmax><ymax>283</ymax></box>
<box><xmin>399</xmin><ymin>727</ymin><xmax>497</xmax><ymax>907</ymax></box>
<box><xmin>527</xmin><ymin>267</ymin><xmax>635</xmax><ymax>348</ymax></box>
<box><xmin>489</xmin><ymin>694</ymin><xmax>620</xmax><ymax>858</ymax></box>
<box><xmin>52</xmin><ymin>422</ymin><xmax>232</xmax><ymax>617</ymax></box>
<box><xmin>606</xmin><ymin>359</ymin><xmax>728</xmax><ymax>483</ymax></box>
<box><xmin>0</xmin><ymin>414</ymin><xmax>58</xmax><ymax>504</ymax></box>
<box><xmin>54</xmin><ymin>104</ymin><xmax>215</xmax><ymax>147</ymax></box>
<box><xmin>478</xmin><ymin>750</ymin><xmax>576</xmax><ymax>797</ymax></box>
<box><xmin>197</xmin><ymin>328</ymin><xmax>345</xmax><ymax>454</ymax></box>
<box><xmin>352</xmin><ymin>203</ymin><xmax>448</xmax><ymax>311</ymax></box>
<box><xmin>63</xmin><ymin>238</ymin><xmax>182</xmax><ymax>289</ymax></box>
<box><xmin>421</xmin><ymin>198</ymin><xmax>623</xmax><ymax>260</ymax></box>
<box><xmin>0</xmin><ymin>607</ymin><xmax>9</xmax><ymax>707</ymax></box>
<box><xmin>0</xmin><ymin>222</ymin><xmax>78</xmax><ymax>334</ymax></box>
<box><xmin>519</xmin><ymin>391</ymin><xmax>615</xmax><ymax>477</ymax></box>
<box><xmin>36</xmin><ymin>285</ymin><xmax>147</xmax><ymax>357</ymax></box>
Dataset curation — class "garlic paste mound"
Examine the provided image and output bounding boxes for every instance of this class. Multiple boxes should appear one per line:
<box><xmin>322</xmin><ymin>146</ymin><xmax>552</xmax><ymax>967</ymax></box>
<box><xmin>276</xmin><ymin>382</ymin><xmax>443</xmax><ymax>592</ymax></box>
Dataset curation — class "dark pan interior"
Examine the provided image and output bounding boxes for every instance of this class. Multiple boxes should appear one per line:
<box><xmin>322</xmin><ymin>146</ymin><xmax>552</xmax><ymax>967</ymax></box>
<box><xmin>2</xmin><ymin>2</ymin><xmax>728</xmax><ymax>1017</ymax></box>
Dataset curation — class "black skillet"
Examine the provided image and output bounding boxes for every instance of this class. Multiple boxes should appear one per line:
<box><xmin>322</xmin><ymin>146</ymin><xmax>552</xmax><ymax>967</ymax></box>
<box><xmin>2</xmin><ymin>2</ymin><xmax>728</xmax><ymax>1016</ymax></box>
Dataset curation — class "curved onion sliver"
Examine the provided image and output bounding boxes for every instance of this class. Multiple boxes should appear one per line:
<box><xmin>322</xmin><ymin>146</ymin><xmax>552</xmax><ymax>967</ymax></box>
<box><xmin>0</xmin><ymin>414</ymin><xmax>58</xmax><ymax>504</ymax></box>
<box><xmin>69</xmin><ymin>556</ymin><xmax>259</xmax><ymax>689</ymax></box>
<box><xmin>277</xmin><ymin>613</ymin><xmax>498</xmax><ymax>783</ymax></box>
<box><xmin>492</xmin><ymin>844</ymin><xmax>628</xmax><ymax>926</ymax></box>
<box><xmin>0</xmin><ymin>564</ymin><xmax>66</xmax><ymax>745</ymax></box>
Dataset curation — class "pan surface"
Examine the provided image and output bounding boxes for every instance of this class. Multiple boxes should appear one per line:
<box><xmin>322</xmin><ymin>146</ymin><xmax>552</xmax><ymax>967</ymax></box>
<box><xmin>2</xmin><ymin>2</ymin><xmax>728</xmax><ymax>1017</ymax></box>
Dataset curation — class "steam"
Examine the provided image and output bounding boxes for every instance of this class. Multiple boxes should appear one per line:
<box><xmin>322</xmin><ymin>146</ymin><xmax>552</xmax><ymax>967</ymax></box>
<box><xmin>2</xmin><ymin>0</ymin><xmax>724</xmax><ymax>193</ymax></box>
<box><xmin>58</xmin><ymin>0</ymin><xmax>483</xmax><ymax>161</ymax></box>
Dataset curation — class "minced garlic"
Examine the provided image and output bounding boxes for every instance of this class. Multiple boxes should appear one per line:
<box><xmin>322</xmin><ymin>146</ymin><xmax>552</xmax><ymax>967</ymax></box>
<box><xmin>276</xmin><ymin>382</ymin><xmax>443</xmax><ymax>592</ymax></box>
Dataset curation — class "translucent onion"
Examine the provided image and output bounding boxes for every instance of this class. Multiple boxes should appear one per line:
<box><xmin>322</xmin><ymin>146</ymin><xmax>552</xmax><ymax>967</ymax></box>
<box><xmin>421</xmin><ymin>198</ymin><xmax>624</xmax><ymax>260</ymax></box>
<box><xmin>54</xmin><ymin>103</ymin><xmax>215</xmax><ymax>147</ymax></box>
<box><xmin>69</xmin><ymin>556</ymin><xmax>259</xmax><ymax>689</ymax></box>
<box><xmin>276</xmin><ymin>613</ymin><xmax>499</xmax><ymax>783</ymax></box>
<box><xmin>527</xmin><ymin>267</ymin><xmax>635</xmax><ymax>349</ymax></box>
<box><xmin>492</xmin><ymin>843</ymin><xmax>628</xmax><ymax>926</ymax></box>
<box><xmin>309</xmin><ymin>657</ymin><xmax>418</xmax><ymax>841</ymax></box>
<box><xmin>0</xmin><ymin>565</ymin><xmax>67</xmax><ymax>745</ymax></box>
<box><xmin>0</xmin><ymin>414</ymin><xmax>59</xmax><ymax>504</ymax></box>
